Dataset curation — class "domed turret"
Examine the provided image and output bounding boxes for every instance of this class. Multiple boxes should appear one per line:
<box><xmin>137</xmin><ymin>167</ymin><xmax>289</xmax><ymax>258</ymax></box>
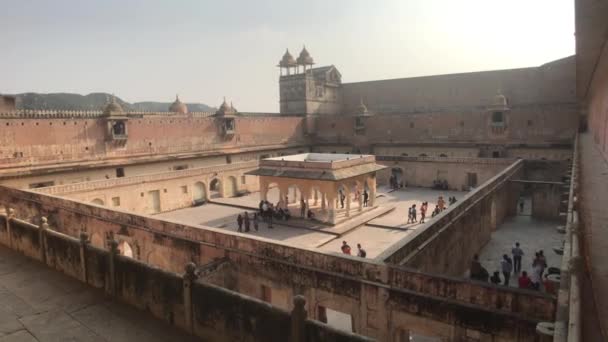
<box><xmin>296</xmin><ymin>46</ymin><xmax>314</xmax><ymax>66</ymax></box>
<box><xmin>216</xmin><ymin>97</ymin><xmax>236</xmax><ymax>116</ymax></box>
<box><xmin>356</xmin><ymin>97</ymin><xmax>369</xmax><ymax>116</ymax></box>
<box><xmin>492</xmin><ymin>90</ymin><xmax>508</xmax><ymax>108</ymax></box>
<box><xmin>278</xmin><ymin>49</ymin><xmax>297</xmax><ymax>68</ymax></box>
<box><xmin>103</xmin><ymin>95</ymin><xmax>124</xmax><ymax>117</ymax></box>
<box><xmin>169</xmin><ymin>94</ymin><xmax>188</xmax><ymax>114</ymax></box>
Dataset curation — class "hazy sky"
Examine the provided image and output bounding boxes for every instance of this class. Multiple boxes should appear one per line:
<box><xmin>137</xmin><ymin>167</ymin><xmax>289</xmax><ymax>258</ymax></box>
<box><xmin>1</xmin><ymin>0</ymin><xmax>574</xmax><ymax>112</ymax></box>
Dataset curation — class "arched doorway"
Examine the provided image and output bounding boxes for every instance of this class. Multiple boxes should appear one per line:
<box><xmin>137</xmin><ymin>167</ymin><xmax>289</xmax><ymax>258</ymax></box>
<box><xmin>225</xmin><ymin>176</ymin><xmax>238</xmax><ymax>197</ymax></box>
<box><xmin>390</xmin><ymin>168</ymin><xmax>404</xmax><ymax>189</ymax></box>
<box><xmin>91</xmin><ymin>198</ymin><xmax>104</xmax><ymax>206</ymax></box>
<box><xmin>193</xmin><ymin>182</ymin><xmax>207</xmax><ymax>203</ymax></box>
<box><xmin>210</xmin><ymin>178</ymin><xmax>222</xmax><ymax>198</ymax></box>
<box><xmin>118</xmin><ymin>241</ymin><xmax>133</xmax><ymax>258</ymax></box>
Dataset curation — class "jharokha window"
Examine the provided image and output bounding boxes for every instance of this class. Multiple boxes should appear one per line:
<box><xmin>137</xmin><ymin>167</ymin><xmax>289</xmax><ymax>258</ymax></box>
<box><xmin>492</xmin><ymin>111</ymin><xmax>504</xmax><ymax>125</ymax></box>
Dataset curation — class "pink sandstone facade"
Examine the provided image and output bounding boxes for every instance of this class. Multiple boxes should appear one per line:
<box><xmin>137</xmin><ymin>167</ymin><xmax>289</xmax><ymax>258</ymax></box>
<box><xmin>2</xmin><ymin>12</ymin><xmax>605</xmax><ymax>338</ymax></box>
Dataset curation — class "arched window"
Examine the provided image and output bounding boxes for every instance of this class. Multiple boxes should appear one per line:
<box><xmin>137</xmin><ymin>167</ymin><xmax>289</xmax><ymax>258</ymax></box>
<box><xmin>492</xmin><ymin>111</ymin><xmax>504</xmax><ymax>125</ymax></box>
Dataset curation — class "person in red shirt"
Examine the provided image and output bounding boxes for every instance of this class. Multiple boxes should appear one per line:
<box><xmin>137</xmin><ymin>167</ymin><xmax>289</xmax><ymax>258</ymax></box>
<box><xmin>518</xmin><ymin>271</ymin><xmax>532</xmax><ymax>289</ymax></box>
<box><xmin>341</xmin><ymin>241</ymin><xmax>351</xmax><ymax>255</ymax></box>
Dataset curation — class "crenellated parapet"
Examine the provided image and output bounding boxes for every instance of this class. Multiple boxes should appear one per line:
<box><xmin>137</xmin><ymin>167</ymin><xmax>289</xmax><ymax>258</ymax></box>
<box><xmin>0</xmin><ymin>110</ymin><xmax>217</xmax><ymax>119</ymax></box>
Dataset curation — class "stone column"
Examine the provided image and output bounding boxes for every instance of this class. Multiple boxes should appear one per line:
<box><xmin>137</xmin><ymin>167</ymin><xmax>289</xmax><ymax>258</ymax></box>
<box><xmin>79</xmin><ymin>230</ymin><xmax>89</xmax><ymax>283</ymax></box>
<box><xmin>290</xmin><ymin>295</ymin><xmax>307</xmax><ymax>342</ymax></box>
<box><xmin>39</xmin><ymin>217</ymin><xmax>49</xmax><ymax>263</ymax></box>
<box><xmin>328</xmin><ymin>196</ymin><xmax>336</xmax><ymax>223</ymax></box>
<box><xmin>357</xmin><ymin>182</ymin><xmax>364</xmax><ymax>212</ymax></box>
<box><xmin>260</xmin><ymin>178</ymin><xmax>269</xmax><ymax>202</ymax></box>
<box><xmin>313</xmin><ymin>189</ymin><xmax>318</xmax><ymax>206</ymax></box>
<box><xmin>369</xmin><ymin>175</ymin><xmax>377</xmax><ymax>207</ymax></box>
<box><xmin>321</xmin><ymin>192</ymin><xmax>326</xmax><ymax>211</ymax></box>
<box><xmin>6</xmin><ymin>208</ymin><xmax>14</xmax><ymax>248</ymax></box>
<box><xmin>345</xmin><ymin>188</ymin><xmax>351</xmax><ymax>217</ymax></box>
<box><xmin>107</xmin><ymin>239</ymin><xmax>118</xmax><ymax>297</ymax></box>
<box><xmin>183</xmin><ymin>262</ymin><xmax>198</xmax><ymax>333</ymax></box>
<box><xmin>292</xmin><ymin>186</ymin><xmax>297</xmax><ymax>204</ymax></box>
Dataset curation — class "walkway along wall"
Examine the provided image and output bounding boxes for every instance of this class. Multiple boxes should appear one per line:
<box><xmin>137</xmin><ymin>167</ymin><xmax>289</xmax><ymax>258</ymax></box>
<box><xmin>0</xmin><ymin>209</ymin><xmax>372</xmax><ymax>342</ymax></box>
<box><xmin>0</xmin><ymin>185</ymin><xmax>555</xmax><ymax>341</ymax></box>
<box><xmin>380</xmin><ymin>159</ymin><xmax>523</xmax><ymax>276</ymax></box>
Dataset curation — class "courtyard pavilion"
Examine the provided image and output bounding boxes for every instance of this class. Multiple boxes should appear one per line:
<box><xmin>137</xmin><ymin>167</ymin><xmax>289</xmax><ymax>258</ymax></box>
<box><xmin>246</xmin><ymin>153</ymin><xmax>386</xmax><ymax>224</ymax></box>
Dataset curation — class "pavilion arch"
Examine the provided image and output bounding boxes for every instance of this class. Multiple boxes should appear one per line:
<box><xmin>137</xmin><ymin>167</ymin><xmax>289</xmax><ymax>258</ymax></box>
<box><xmin>225</xmin><ymin>176</ymin><xmax>238</xmax><ymax>197</ymax></box>
<box><xmin>209</xmin><ymin>178</ymin><xmax>222</xmax><ymax>198</ymax></box>
<box><xmin>193</xmin><ymin>181</ymin><xmax>207</xmax><ymax>202</ymax></box>
<box><xmin>118</xmin><ymin>240</ymin><xmax>134</xmax><ymax>258</ymax></box>
<box><xmin>286</xmin><ymin>184</ymin><xmax>303</xmax><ymax>204</ymax></box>
<box><xmin>91</xmin><ymin>198</ymin><xmax>104</xmax><ymax>206</ymax></box>
<box><xmin>89</xmin><ymin>233</ymin><xmax>104</xmax><ymax>249</ymax></box>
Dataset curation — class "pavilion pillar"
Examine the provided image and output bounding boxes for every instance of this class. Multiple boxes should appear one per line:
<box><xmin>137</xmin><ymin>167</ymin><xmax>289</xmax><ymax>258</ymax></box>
<box><xmin>345</xmin><ymin>188</ymin><xmax>351</xmax><ymax>217</ymax></box>
<box><xmin>328</xmin><ymin>195</ymin><xmax>336</xmax><ymax>223</ymax></box>
<box><xmin>356</xmin><ymin>182</ymin><xmax>363</xmax><ymax>212</ymax></box>
<box><xmin>368</xmin><ymin>175</ymin><xmax>377</xmax><ymax>207</ymax></box>
<box><xmin>260</xmin><ymin>178</ymin><xmax>269</xmax><ymax>202</ymax></box>
<box><xmin>321</xmin><ymin>192</ymin><xmax>326</xmax><ymax>211</ymax></box>
<box><xmin>313</xmin><ymin>189</ymin><xmax>318</xmax><ymax>206</ymax></box>
<box><xmin>292</xmin><ymin>186</ymin><xmax>297</xmax><ymax>204</ymax></box>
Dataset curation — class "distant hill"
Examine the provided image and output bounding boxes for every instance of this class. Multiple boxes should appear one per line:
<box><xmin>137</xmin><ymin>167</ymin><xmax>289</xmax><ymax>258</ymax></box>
<box><xmin>15</xmin><ymin>93</ymin><xmax>215</xmax><ymax>112</ymax></box>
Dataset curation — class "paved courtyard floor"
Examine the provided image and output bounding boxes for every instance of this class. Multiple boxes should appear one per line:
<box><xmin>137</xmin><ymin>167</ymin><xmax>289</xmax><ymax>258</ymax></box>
<box><xmin>158</xmin><ymin>186</ymin><xmax>465</xmax><ymax>258</ymax></box>
<box><xmin>475</xmin><ymin>212</ymin><xmax>563</xmax><ymax>289</ymax></box>
<box><xmin>0</xmin><ymin>245</ymin><xmax>200</xmax><ymax>342</ymax></box>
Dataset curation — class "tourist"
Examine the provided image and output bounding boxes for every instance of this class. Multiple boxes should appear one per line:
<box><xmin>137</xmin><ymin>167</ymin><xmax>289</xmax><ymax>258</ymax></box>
<box><xmin>341</xmin><ymin>241</ymin><xmax>351</xmax><ymax>255</ymax></box>
<box><xmin>237</xmin><ymin>214</ymin><xmax>243</xmax><ymax>232</ymax></box>
<box><xmin>262</xmin><ymin>201</ymin><xmax>269</xmax><ymax>220</ymax></box>
<box><xmin>363</xmin><ymin>190</ymin><xmax>369</xmax><ymax>207</ymax></box>
<box><xmin>244</xmin><ymin>212</ymin><xmax>250</xmax><ymax>232</ymax></box>
<box><xmin>538</xmin><ymin>250</ymin><xmax>547</xmax><ymax>278</ymax></box>
<box><xmin>259</xmin><ymin>200</ymin><xmax>264</xmax><ymax>213</ymax></box>
<box><xmin>339</xmin><ymin>189</ymin><xmax>345</xmax><ymax>209</ymax></box>
<box><xmin>531</xmin><ymin>263</ymin><xmax>542</xmax><ymax>290</ymax></box>
<box><xmin>307</xmin><ymin>209</ymin><xmax>315</xmax><ymax>219</ymax></box>
<box><xmin>519</xmin><ymin>198</ymin><xmax>524</xmax><ymax>213</ymax></box>
<box><xmin>490</xmin><ymin>271</ymin><xmax>501</xmax><ymax>285</ymax></box>
<box><xmin>253</xmin><ymin>213</ymin><xmax>259</xmax><ymax>231</ymax></box>
<box><xmin>283</xmin><ymin>207</ymin><xmax>291</xmax><ymax>221</ymax></box>
<box><xmin>470</xmin><ymin>254</ymin><xmax>482</xmax><ymax>280</ymax></box>
<box><xmin>431</xmin><ymin>205</ymin><xmax>440</xmax><ymax>217</ymax></box>
<box><xmin>412</xmin><ymin>204</ymin><xmax>417</xmax><ymax>223</ymax></box>
<box><xmin>518</xmin><ymin>271</ymin><xmax>532</xmax><ymax>289</ymax></box>
<box><xmin>437</xmin><ymin>196</ymin><xmax>445</xmax><ymax>211</ymax></box>
<box><xmin>357</xmin><ymin>243</ymin><xmax>367</xmax><ymax>258</ymax></box>
<box><xmin>420</xmin><ymin>202</ymin><xmax>427</xmax><ymax>223</ymax></box>
<box><xmin>407</xmin><ymin>205</ymin><xmax>413</xmax><ymax>224</ymax></box>
<box><xmin>500</xmin><ymin>254</ymin><xmax>513</xmax><ymax>286</ymax></box>
<box><xmin>511</xmin><ymin>242</ymin><xmax>524</xmax><ymax>273</ymax></box>
<box><xmin>300</xmin><ymin>198</ymin><xmax>306</xmax><ymax>217</ymax></box>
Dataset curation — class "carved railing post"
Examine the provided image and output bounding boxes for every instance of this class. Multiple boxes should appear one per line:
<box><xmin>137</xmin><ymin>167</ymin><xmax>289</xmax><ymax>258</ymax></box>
<box><xmin>39</xmin><ymin>217</ymin><xmax>49</xmax><ymax>263</ymax></box>
<box><xmin>6</xmin><ymin>208</ymin><xmax>14</xmax><ymax>248</ymax></box>
<box><xmin>79</xmin><ymin>230</ymin><xmax>89</xmax><ymax>283</ymax></box>
<box><xmin>107</xmin><ymin>239</ymin><xmax>118</xmax><ymax>297</ymax></box>
<box><xmin>290</xmin><ymin>295</ymin><xmax>307</xmax><ymax>342</ymax></box>
<box><xmin>183</xmin><ymin>262</ymin><xmax>198</xmax><ymax>333</ymax></box>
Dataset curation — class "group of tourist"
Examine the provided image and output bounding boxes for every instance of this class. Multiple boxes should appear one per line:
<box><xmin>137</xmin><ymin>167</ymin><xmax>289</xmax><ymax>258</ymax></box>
<box><xmin>470</xmin><ymin>242</ymin><xmax>555</xmax><ymax>294</ymax></box>
<box><xmin>236</xmin><ymin>212</ymin><xmax>259</xmax><ymax>232</ymax></box>
<box><xmin>406</xmin><ymin>195</ymin><xmax>456</xmax><ymax>225</ymax></box>
<box><xmin>341</xmin><ymin>241</ymin><xmax>367</xmax><ymax>258</ymax></box>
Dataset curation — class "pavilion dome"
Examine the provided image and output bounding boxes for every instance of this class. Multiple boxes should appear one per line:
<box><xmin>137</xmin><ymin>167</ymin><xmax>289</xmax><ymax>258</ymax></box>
<box><xmin>356</xmin><ymin>97</ymin><xmax>369</xmax><ymax>115</ymax></box>
<box><xmin>492</xmin><ymin>90</ymin><xmax>508</xmax><ymax>107</ymax></box>
<box><xmin>169</xmin><ymin>95</ymin><xmax>188</xmax><ymax>114</ymax></box>
<box><xmin>216</xmin><ymin>97</ymin><xmax>236</xmax><ymax>116</ymax></box>
<box><xmin>296</xmin><ymin>46</ymin><xmax>314</xmax><ymax>65</ymax></box>
<box><xmin>278</xmin><ymin>49</ymin><xmax>297</xmax><ymax>67</ymax></box>
<box><xmin>103</xmin><ymin>95</ymin><xmax>124</xmax><ymax>116</ymax></box>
